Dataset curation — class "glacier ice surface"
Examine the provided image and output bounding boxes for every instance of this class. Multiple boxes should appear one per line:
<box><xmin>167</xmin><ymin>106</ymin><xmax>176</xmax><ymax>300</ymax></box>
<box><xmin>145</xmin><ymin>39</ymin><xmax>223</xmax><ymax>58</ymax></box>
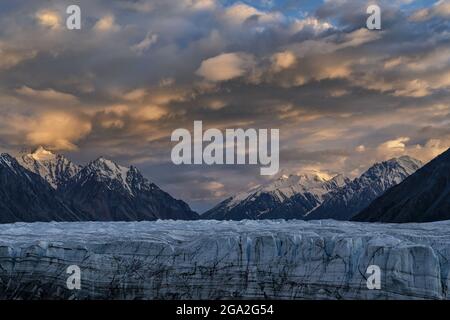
<box><xmin>0</xmin><ymin>219</ymin><xmax>449</xmax><ymax>300</ymax></box>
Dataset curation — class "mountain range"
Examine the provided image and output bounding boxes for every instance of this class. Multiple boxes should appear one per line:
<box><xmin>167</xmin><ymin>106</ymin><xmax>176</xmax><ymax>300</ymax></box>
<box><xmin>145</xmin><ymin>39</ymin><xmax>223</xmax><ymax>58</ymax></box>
<box><xmin>61</xmin><ymin>157</ymin><xmax>196</xmax><ymax>221</ymax></box>
<box><xmin>202</xmin><ymin>173</ymin><xmax>350</xmax><ymax>220</ymax></box>
<box><xmin>306</xmin><ymin>156</ymin><xmax>423</xmax><ymax>221</ymax></box>
<box><xmin>0</xmin><ymin>153</ymin><xmax>79</xmax><ymax>223</ymax></box>
<box><xmin>0</xmin><ymin>147</ymin><xmax>198</xmax><ymax>223</ymax></box>
<box><xmin>203</xmin><ymin>156</ymin><xmax>422</xmax><ymax>221</ymax></box>
<box><xmin>2</xmin><ymin>146</ymin><xmax>450</xmax><ymax>224</ymax></box>
<box><xmin>353</xmin><ymin>148</ymin><xmax>450</xmax><ymax>223</ymax></box>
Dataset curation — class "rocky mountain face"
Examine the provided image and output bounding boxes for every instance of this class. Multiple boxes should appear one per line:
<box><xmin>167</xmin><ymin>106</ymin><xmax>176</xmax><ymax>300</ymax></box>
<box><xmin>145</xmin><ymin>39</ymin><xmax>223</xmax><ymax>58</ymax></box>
<box><xmin>0</xmin><ymin>148</ymin><xmax>198</xmax><ymax>223</ymax></box>
<box><xmin>0</xmin><ymin>153</ymin><xmax>79</xmax><ymax>223</ymax></box>
<box><xmin>307</xmin><ymin>156</ymin><xmax>423</xmax><ymax>221</ymax></box>
<box><xmin>19</xmin><ymin>146</ymin><xmax>80</xmax><ymax>189</ymax></box>
<box><xmin>62</xmin><ymin>157</ymin><xmax>198</xmax><ymax>221</ymax></box>
<box><xmin>202</xmin><ymin>173</ymin><xmax>350</xmax><ymax>220</ymax></box>
<box><xmin>204</xmin><ymin>156</ymin><xmax>421</xmax><ymax>221</ymax></box>
<box><xmin>353</xmin><ymin>148</ymin><xmax>450</xmax><ymax>223</ymax></box>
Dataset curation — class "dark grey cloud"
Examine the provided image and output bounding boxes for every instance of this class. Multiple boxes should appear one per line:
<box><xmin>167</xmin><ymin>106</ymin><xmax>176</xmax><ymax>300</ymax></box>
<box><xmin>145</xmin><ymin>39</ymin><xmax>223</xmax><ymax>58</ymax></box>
<box><xmin>0</xmin><ymin>0</ymin><xmax>449</xmax><ymax>211</ymax></box>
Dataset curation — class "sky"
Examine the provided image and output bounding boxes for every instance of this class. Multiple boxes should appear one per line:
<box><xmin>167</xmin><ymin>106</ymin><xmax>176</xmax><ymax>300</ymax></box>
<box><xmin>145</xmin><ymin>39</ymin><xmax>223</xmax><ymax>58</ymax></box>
<box><xmin>0</xmin><ymin>0</ymin><xmax>449</xmax><ymax>212</ymax></box>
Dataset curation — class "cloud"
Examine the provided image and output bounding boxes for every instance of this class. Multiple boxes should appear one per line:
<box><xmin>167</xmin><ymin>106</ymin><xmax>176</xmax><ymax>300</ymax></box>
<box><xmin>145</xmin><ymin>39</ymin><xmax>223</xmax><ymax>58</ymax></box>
<box><xmin>410</xmin><ymin>0</ymin><xmax>450</xmax><ymax>21</ymax></box>
<box><xmin>0</xmin><ymin>43</ymin><xmax>37</xmax><ymax>70</ymax></box>
<box><xmin>123</xmin><ymin>88</ymin><xmax>148</xmax><ymax>102</ymax></box>
<box><xmin>35</xmin><ymin>10</ymin><xmax>61</xmax><ymax>29</ymax></box>
<box><xmin>16</xmin><ymin>86</ymin><xmax>78</xmax><ymax>104</ymax></box>
<box><xmin>392</xmin><ymin>79</ymin><xmax>431</xmax><ymax>98</ymax></box>
<box><xmin>119</xmin><ymin>1</ymin><xmax>154</xmax><ymax>13</ymax></box>
<box><xmin>196</xmin><ymin>52</ymin><xmax>255</xmax><ymax>82</ymax></box>
<box><xmin>288</xmin><ymin>29</ymin><xmax>378</xmax><ymax>60</ymax></box>
<box><xmin>223</xmin><ymin>2</ymin><xmax>281</xmax><ymax>25</ymax></box>
<box><xmin>376</xmin><ymin>136</ymin><xmax>450</xmax><ymax>164</ymax></box>
<box><xmin>3</xmin><ymin>111</ymin><xmax>92</xmax><ymax>151</ymax></box>
<box><xmin>290</xmin><ymin>17</ymin><xmax>333</xmax><ymax>34</ymax></box>
<box><xmin>205</xmin><ymin>181</ymin><xmax>226</xmax><ymax>198</ymax></box>
<box><xmin>402</xmin><ymin>48</ymin><xmax>450</xmax><ymax>72</ymax></box>
<box><xmin>0</xmin><ymin>0</ymin><xmax>448</xmax><ymax>210</ymax></box>
<box><xmin>132</xmin><ymin>32</ymin><xmax>158</xmax><ymax>55</ymax></box>
<box><xmin>184</xmin><ymin>0</ymin><xmax>216</xmax><ymax>11</ymax></box>
<box><xmin>102</xmin><ymin>104</ymin><xmax>130</xmax><ymax>116</ymax></box>
<box><xmin>271</xmin><ymin>51</ymin><xmax>297</xmax><ymax>72</ymax></box>
<box><xmin>159</xmin><ymin>78</ymin><xmax>175</xmax><ymax>87</ymax></box>
<box><xmin>357</xmin><ymin>58</ymin><xmax>450</xmax><ymax>98</ymax></box>
<box><xmin>134</xmin><ymin>105</ymin><xmax>168</xmax><ymax>121</ymax></box>
<box><xmin>408</xmin><ymin>139</ymin><xmax>450</xmax><ymax>163</ymax></box>
<box><xmin>94</xmin><ymin>15</ymin><xmax>120</xmax><ymax>32</ymax></box>
<box><xmin>206</xmin><ymin>99</ymin><xmax>227</xmax><ymax>110</ymax></box>
<box><xmin>377</xmin><ymin>137</ymin><xmax>410</xmax><ymax>156</ymax></box>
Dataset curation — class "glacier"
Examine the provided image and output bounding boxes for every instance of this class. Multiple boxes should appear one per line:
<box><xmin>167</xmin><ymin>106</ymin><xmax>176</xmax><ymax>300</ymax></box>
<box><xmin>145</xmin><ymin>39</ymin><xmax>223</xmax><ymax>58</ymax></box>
<box><xmin>0</xmin><ymin>219</ymin><xmax>449</xmax><ymax>300</ymax></box>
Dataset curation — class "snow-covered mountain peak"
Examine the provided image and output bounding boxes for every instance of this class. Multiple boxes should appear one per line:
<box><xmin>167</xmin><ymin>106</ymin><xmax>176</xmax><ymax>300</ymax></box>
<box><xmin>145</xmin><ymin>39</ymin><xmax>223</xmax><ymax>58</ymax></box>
<box><xmin>19</xmin><ymin>147</ymin><xmax>81</xmax><ymax>189</ymax></box>
<box><xmin>271</xmin><ymin>171</ymin><xmax>348</xmax><ymax>191</ymax></box>
<box><xmin>275</xmin><ymin>173</ymin><xmax>323</xmax><ymax>188</ymax></box>
<box><xmin>391</xmin><ymin>155</ymin><xmax>423</xmax><ymax>172</ymax></box>
<box><xmin>0</xmin><ymin>152</ymin><xmax>198</xmax><ymax>222</ymax></box>
<box><xmin>83</xmin><ymin>157</ymin><xmax>135</xmax><ymax>194</ymax></box>
<box><xmin>361</xmin><ymin>156</ymin><xmax>422</xmax><ymax>185</ymax></box>
<box><xmin>354</xmin><ymin>148</ymin><xmax>450</xmax><ymax>223</ymax></box>
<box><xmin>88</xmin><ymin>157</ymin><xmax>128</xmax><ymax>177</ymax></box>
<box><xmin>329</xmin><ymin>174</ymin><xmax>349</xmax><ymax>186</ymax></box>
<box><xmin>61</xmin><ymin>157</ymin><xmax>197</xmax><ymax>220</ymax></box>
<box><xmin>92</xmin><ymin>156</ymin><xmax>124</xmax><ymax>170</ymax></box>
<box><xmin>29</xmin><ymin>146</ymin><xmax>56</xmax><ymax>161</ymax></box>
<box><xmin>225</xmin><ymin>171</ymin><xmax>345</xmax><ymax>212</ymax></box>
<box><xmin>248</xmin><ymin>173</ymin><xmax>324</xmax><ymax>196</ymax></box>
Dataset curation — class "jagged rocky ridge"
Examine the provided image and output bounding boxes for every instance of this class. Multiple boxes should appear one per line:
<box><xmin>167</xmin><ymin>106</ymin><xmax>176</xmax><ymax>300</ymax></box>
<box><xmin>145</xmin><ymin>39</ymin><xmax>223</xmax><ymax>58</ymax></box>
<box><xmin>204</xmin><ymin>156</ymin><xmax>421</xmax><ymax>221</ymax></box>
<box><xmin>354</xmin><ymin>148</ymin><xmax>450</xmax><ymax>223</ymax></box>
<box><xmin>0</xmin><ymin>148</ymin><xmax>198</xmax><ymax>223</ymax></box>
<box><xmin>0</xmin><ymin>220</ymin><xmax>449</xmax><ymax>300</ymax></box>
<box><xmin>203</xmin><ymin>173</ymin><xmax>350</xmax><ymax>220</ymax></box>
<box><xmin>307</xmin><ymin>156</ymin><xmax>422</xmax><ymax>220</ymax></box>
<box><xmin>19</xmin><ymin>146</ymin><xmax>81</xmax><ymax>189</ymax></box>
<box><xmin>61</xmin><ymin>157</ymin><xmax>197</xmax><ymax>221</ymax></box>
<box><xmin>0</xmin><ymin>154</ymin><xmax>79</xmax><ymax>223</ymax></box>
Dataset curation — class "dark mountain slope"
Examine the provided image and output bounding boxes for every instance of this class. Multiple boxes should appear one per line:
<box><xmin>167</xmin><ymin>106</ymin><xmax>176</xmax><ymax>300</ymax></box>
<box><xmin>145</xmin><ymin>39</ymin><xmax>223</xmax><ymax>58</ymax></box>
<box><xmin>353</xmin><ymin>149</ymin><xmax>450</xmax><ymax>223</ymax></box>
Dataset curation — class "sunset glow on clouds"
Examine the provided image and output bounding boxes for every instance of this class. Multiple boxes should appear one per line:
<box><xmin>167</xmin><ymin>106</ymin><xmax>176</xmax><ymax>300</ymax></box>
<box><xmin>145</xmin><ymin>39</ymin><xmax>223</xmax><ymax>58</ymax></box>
<box><xmin>0</xmin><ymin>0</ymin><xmax>448</xmax><ymax>211</ymax></box>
